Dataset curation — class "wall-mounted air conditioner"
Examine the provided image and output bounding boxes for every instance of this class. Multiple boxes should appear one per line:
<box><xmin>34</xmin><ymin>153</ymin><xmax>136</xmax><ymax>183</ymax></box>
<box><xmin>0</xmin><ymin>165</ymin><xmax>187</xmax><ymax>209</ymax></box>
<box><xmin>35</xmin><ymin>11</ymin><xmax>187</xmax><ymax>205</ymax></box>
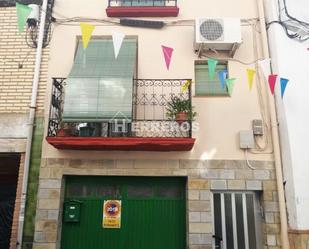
<box><xmin>194</xmin><ymin>18</ymin><xmax>242</xmax><ymax>55</ymax></box>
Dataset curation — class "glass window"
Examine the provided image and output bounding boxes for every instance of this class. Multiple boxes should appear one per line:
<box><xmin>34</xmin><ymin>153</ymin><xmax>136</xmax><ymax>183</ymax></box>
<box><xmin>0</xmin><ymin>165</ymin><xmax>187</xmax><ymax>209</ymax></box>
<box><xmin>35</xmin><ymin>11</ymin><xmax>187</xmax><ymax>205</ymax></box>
<box><xmin>97</xmin><ymin>185</ymin><xmax>120</xmax><ymax>197</ymax></box>
<box><xmin>66</xmin><ymin>183</ymin><xmax>93</xmax><ymax>197</ymax></box>
<box><xmin>157</xmin><ymin>186</ymin><xmax>181</xmax><ymax>198</ymax></box>
<box><xmin>127</xmin><ymin>185</ymin><xmax>153</xmax><ymax>198</ymax></box>
<box><xmin>121</xmin><ymin>0</ymin><xmax>165</xmax><ymax>7</ymax></box>
<box><xmin>195</xmin><ymin>62</ymin><xmax>229</xmax><ymax>96</ymax></box>
<box><xmin>62</xmin><ymin>38</ymin><xmax>137</xmax><ymax>122</ymax></box>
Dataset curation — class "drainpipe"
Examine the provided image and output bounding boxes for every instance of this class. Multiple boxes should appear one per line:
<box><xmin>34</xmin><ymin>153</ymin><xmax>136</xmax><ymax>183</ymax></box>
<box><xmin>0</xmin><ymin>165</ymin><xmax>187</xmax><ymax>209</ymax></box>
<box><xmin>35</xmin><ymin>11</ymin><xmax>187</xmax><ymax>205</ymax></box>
<box><xmin>16</xmin><ymin>0</ymin><xmax>49</xmax><ymax>247</ymax></box>
<box><xmin>257</xmin><ymin>0</ymin><xmax>290</xmax><ymax>248</ymax></box>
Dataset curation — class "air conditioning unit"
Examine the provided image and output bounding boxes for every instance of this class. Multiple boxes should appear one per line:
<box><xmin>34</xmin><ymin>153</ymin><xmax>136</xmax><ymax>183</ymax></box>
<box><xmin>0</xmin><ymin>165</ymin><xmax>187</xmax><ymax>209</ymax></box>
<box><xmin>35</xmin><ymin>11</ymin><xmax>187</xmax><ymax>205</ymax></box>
<box><xmin>194</xmin><ymin>18</ymin><xmax>242</xmax><ymax>54</ymax></box>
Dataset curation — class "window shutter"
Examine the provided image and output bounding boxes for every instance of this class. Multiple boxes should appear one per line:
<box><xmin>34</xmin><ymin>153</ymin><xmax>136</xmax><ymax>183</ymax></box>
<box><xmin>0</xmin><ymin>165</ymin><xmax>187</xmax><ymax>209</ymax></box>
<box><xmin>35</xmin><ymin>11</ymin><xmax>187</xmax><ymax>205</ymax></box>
<box><xmin>195</xmin><ymin>64</ymin><xmax>229</xmax><ymax>96</ymax></box>
<box><xmin>62</xmin><ymin>38</ymin><xmax>137</xmax><ymax>122</ymax></box>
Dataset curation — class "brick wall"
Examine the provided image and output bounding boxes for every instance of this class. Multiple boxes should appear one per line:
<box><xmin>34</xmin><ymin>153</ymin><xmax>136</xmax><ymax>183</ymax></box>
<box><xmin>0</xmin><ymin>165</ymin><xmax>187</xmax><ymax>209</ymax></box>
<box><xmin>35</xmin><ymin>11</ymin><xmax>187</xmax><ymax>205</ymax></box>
<box><xmin>0</xmin><ymin>7</ymin><xmax>49</xmax><ymax>114</ymax></box>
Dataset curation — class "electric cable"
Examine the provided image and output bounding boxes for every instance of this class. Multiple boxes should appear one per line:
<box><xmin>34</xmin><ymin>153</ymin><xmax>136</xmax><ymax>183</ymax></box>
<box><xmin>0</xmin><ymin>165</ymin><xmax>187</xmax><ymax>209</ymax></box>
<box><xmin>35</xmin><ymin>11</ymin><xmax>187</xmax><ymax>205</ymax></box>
<box><xmin>267</xmin><ymin>0</ymin><xmax>309</xmax><ymax>42</ymax></box>
<box><xmin>244</xmin><ymin>149</ymin><xmax>257</xmax><ymax>170</ymax></box>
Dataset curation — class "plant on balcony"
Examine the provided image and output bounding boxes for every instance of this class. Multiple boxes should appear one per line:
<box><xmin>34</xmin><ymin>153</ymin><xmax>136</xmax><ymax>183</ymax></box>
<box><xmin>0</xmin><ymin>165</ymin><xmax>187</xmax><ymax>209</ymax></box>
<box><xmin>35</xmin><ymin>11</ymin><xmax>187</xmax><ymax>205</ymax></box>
<box><xmin>166</xmin><ymin>96</ymin><xmax>197</xmax><ymax>122</ymax></box>
<box><xmin>56</xmin><ymin>122</ymin><xmax>76</xmax><ymax>137</ymax></box>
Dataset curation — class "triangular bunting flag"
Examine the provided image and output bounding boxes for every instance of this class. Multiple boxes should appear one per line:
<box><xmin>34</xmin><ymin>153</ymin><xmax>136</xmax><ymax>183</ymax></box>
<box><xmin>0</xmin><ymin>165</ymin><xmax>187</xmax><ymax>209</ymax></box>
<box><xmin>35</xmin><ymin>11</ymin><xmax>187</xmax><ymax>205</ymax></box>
<box><xmin>80</xmin><ymin>23</ymin><xmax>95</xmax><ymax>49</ymax></box>
<box><xmin>247</xmin><ymin>69</ymin><xmax>256</xmax><ymax>91</ymax></box>
<box><xmin>218</xmin><ymin>70</ymin><xmax>228</xmax><ymax>89</ymax></box>
<box><xmin>161</xmin><ymin>45</ymin><xmax>174</xmax><ymax>70</ymax></box>
<box><xmin>112</xmin><ymin>31</ymin><xmax>125</xmax><ymax>59</ymax></box>
<box><xmin>16</xmin><ymin>3</ymin><xmax>32</xmax><ymax>33</ymax></box>
<box><xmin>225</xmin><ymin>78</ymin><xmax>236</xmax><ymax>95</ymax></box>
<box><xmin>280</xmin><ymin>78</ymin><xmax>289</xmax><ymax>98</ymax></box>
<box><xmin>258</xmin><ymin>59</ymin><xmax>271</xmax><ymax>80</ymax></box>
<box><xmin>268</xmin><ymin>74</ymin><xmax>278</xmax><ymax>95</ymax></box>
<box><xmin>181</xmin><ymin>80</ymin><xmax>191</xmax><ymax>93</ymax></box>
<box><xmin>208</xmin><ymin>58</ymin><xmax>218</xmax><ymax>80</ymax></box>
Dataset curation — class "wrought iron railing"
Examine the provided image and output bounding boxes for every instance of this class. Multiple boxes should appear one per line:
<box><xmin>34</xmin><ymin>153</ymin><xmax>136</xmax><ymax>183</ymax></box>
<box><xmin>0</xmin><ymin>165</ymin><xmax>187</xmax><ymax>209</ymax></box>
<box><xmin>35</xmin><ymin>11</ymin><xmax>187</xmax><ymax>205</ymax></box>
<box><xmin>48</xmin><ymin>78</ymin><xmax>193</xmax><ymax>138</ymax></box>
<box><xmin>108</xmin><ymin>0</ymin><xmax>177</xmax><ymax>7</ymax></box>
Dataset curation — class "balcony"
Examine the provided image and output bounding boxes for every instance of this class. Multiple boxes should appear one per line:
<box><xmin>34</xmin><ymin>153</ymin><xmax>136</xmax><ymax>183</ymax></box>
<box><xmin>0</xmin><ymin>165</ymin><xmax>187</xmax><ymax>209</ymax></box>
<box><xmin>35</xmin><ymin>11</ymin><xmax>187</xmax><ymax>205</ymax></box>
<box><xmin>106</xmin><ymin>0</ymin><xmax>179</xmax><ymax>17</ymax></box>
<box><xmin>46</xmin><ymin>78</ymin><xmax>196</xmax><ymax>151</ymax></box>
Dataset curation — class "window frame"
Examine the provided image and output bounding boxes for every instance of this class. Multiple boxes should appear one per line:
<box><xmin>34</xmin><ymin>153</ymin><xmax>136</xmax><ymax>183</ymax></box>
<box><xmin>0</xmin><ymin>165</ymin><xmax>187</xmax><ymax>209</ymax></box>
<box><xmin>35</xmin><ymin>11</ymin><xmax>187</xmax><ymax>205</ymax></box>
<box><xmin>194</xmin><ymin>60</ymin><xmax>230</xmax><ymax>97</ymax></box>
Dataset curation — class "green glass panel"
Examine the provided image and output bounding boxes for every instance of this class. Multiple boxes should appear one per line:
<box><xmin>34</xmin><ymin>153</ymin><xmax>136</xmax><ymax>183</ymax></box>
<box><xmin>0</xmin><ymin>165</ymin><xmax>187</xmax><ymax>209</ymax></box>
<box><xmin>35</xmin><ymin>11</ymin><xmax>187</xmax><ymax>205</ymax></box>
<box><xmin>195</xmin><ymin>64</ymin><xmax>229</xmax><ymax>96</ymax></box>
<box><xmin>63</xmin><ymin>39</ymin><xmax>137</xmax><ymax>121</ymax></box>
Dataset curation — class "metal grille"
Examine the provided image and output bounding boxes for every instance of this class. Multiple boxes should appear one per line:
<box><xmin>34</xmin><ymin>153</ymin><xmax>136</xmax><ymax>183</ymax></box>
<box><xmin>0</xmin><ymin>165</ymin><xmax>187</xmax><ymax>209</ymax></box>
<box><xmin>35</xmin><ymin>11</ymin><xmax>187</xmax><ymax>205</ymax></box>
<box><xmin>213</xmin><ymin>192</ymin><xmax>262</xmax><ymax>249</ymax></box>
<box><xmin>108</xmin><ymin>0</ymin><xmax>177</xmax><ymax>7</ymax></box>
<box><xmin>48</xmin><ymin>78</ymin><xmax>193</xmax><ymax>138</ymax></box>
<box><xmin>200</xmin><ymin>19</ymin><xmax>224</xmax><ymax>41</ymax></box>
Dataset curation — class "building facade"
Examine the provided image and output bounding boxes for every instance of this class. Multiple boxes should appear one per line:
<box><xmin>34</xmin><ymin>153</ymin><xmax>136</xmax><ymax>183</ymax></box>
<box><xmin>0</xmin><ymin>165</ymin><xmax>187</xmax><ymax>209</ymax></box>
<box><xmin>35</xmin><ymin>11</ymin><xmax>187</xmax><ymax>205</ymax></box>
<box><xmin>264</xmin><ymin>0</ymin><xmax>309</xmax><ymax>248</ymax></box>
<box><xmin>0</xmin><ymin>1</ymin><xmax>49</xmax><ymax>248</ymax></box>
<box><xmin>32</xmin><ymin>0</ymin><xmax>287</xmax><ymax>249</ymax></box>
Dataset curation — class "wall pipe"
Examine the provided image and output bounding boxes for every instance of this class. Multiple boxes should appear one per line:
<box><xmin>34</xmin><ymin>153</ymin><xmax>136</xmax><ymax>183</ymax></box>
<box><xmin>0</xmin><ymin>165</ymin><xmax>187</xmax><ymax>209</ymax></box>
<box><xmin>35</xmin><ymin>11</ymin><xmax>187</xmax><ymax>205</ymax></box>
<box><xmin>257</xmin><ymin>0</ymin><xmax>290</xmax><ymax>248</ymax></box>
<box><xmin>16</xmin><ymin>0</ymin><xmax>49</xmax><ymax>248</ymax></box>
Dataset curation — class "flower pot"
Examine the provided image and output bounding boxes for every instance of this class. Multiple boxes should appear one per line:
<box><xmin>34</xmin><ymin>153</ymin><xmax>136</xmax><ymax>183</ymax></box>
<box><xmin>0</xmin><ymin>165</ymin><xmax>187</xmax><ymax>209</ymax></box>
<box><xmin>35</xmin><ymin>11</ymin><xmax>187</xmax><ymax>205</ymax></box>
<box><xmin>176</xmin><ymin>112</ymin><xmax>188</xmax><ymax>124</ymax></box>
<box><xmin>56</xmin><ymin>128</ymin><xmax>71</xmax><ymax>137</ymax></box>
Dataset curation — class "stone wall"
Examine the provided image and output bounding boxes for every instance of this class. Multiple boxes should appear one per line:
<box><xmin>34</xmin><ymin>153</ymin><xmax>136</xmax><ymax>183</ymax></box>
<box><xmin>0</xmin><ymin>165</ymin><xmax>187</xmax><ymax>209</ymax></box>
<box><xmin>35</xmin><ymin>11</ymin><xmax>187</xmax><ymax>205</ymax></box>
<box><xmin>33</xmin><ymin>159</ymin><xmax>281</xmax><ymax>249</ymax></box>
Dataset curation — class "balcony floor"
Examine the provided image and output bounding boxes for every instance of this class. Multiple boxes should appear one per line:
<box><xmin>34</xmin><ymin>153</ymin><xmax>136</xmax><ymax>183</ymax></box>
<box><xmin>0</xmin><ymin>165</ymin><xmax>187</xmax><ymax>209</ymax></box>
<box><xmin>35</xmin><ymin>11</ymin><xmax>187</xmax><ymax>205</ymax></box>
<box><xmin>46</xmin><ymin>137</ymin><xmax>195</xmax><ymax>151</ymax></box>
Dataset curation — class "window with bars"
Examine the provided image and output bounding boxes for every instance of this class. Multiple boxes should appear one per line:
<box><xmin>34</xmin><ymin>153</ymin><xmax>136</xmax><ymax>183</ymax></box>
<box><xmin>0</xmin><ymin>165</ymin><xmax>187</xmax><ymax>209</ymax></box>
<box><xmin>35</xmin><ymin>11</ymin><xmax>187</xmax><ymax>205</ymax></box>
<box><xmin>62</xmin><ymin>38</ymin><xmax>137</xmax><ymax>122</ymax></box>
<box><xmin>212</xmin><ymin>192</ymin><xmax>263</xmax><ymax>249</ymax></box>
<box><xmin>194</xmin><ymin>62</ymin><xmax>229</xmax><ymax>96</ymax></box>
<box><xmin>120</xmin><ymin>0</ymin><xmax>165</xmax><ymax>6</ymax></box>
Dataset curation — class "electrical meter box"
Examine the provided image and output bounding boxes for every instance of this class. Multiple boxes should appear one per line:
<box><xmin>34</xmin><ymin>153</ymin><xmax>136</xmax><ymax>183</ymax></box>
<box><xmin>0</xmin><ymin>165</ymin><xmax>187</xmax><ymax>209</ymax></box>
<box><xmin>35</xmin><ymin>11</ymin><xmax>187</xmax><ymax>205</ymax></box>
<box><xmin>64</xmin><ymin>201</ymin><xmax>81</xmax><ymax>222</ymax></box>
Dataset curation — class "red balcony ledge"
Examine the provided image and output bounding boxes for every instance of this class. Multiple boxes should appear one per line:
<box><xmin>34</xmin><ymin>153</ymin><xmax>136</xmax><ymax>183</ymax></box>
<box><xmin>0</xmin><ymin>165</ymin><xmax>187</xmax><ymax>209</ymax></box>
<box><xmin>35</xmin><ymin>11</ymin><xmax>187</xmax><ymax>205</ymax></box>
<box><xmin>46</xmin><ymin>137</ymin><xmax>195</xmax><ymax>151</ymax></box>
<box><xmin>106</xmin><ymin>6</ymin><xmax>179</xmax><ymax>17</ymax></box>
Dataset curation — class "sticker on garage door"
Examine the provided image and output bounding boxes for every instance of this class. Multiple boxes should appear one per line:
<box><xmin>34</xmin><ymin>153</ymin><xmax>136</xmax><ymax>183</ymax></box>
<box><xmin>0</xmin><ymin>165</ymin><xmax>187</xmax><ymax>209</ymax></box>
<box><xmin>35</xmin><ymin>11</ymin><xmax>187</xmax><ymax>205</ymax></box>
<box><xmin>102</xmin><ymin>200</ymin><xmax>121</xmax><ymax>228</ymax></box>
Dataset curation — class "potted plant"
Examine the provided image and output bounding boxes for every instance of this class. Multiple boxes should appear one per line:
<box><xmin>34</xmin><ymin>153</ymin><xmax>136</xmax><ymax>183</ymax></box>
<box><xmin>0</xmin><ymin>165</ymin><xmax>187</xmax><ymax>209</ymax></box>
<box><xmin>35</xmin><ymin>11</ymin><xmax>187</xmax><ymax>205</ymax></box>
<box><xmin>166</xmin><ymin>96</ymin><xmax>197</xmax><ymax>123</ymax></box>
<box><xmin>57</xmin><ymin>122</ymin><xmax>76</xmax><ymax>137</ymax></box>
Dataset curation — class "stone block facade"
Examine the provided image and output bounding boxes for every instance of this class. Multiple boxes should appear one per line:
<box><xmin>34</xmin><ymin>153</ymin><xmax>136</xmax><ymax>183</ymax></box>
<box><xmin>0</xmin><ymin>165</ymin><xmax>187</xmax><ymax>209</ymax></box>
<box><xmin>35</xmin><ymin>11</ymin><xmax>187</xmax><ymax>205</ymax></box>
<box><xmin>33</xmin><ymin>159</ymin><xmax>281</xmax><ymax>249</ymax></box>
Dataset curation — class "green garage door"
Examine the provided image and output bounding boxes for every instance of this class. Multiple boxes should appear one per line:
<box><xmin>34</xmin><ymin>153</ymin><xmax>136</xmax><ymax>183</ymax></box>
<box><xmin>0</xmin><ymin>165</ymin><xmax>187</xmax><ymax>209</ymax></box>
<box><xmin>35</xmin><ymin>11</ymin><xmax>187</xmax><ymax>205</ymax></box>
<box><xmin>61</xmin><ymin>176</ymin><xmax>186</xmax><ymax>249</ymax></box>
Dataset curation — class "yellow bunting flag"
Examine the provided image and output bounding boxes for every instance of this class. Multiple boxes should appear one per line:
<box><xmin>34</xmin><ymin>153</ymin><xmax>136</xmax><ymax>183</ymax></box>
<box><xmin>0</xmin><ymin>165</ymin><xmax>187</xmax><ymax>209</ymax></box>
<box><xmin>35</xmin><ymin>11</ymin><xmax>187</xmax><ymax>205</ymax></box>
<box><xmin>247</xmin><ymin>69</ymin><xmax>256</xmax><ymax>91</ymax></box>
<box><xmin>80</xmin><ymin>22</ymin><xmax>95</xmax><ymax>49</ymax></box>
<box><xmin>181</xmin><ymin>80</ymin><xmax>191</xmax><ymax>93</ymax></box>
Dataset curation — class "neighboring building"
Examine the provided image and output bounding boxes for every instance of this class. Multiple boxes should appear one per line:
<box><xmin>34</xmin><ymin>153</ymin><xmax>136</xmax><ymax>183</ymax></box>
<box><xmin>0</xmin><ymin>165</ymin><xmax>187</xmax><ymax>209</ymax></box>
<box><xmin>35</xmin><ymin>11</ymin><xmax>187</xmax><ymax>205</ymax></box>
<box><xmin>0</xmin><ymin>1</ymin><xmax>49</xmax><ymax>248</ymax></box>
<box><xmin>31</xmin><ymin>0</ymin><xmax>289</xmax><ymax>249</ymax></box>
<box><xmin>265</xmin><ymin>0</ymin><xmax>309</xmax><ymax>248</ymax></box>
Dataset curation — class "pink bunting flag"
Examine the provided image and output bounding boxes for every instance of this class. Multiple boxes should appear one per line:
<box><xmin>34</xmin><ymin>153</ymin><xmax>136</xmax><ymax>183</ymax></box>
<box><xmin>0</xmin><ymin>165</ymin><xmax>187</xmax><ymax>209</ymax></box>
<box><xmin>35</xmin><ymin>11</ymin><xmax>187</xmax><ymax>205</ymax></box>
<box><xmin>268</xmin><ymin>74</ymin><xmax>277</xmax><ymax>95</ymax></box>
<box><xmin>161</xmin><ymin>45</ymin><xmax>174</xmax><ymax>70</ymax></box>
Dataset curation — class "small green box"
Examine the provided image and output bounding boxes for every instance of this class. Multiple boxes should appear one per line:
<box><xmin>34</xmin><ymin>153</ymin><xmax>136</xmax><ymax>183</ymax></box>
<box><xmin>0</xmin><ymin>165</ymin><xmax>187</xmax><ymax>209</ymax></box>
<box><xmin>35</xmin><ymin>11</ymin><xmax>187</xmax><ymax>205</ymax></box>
<box><xmin>64</xmin><ymin>201</ymin><xmax>81</xmax><ymax>222</ymax></box>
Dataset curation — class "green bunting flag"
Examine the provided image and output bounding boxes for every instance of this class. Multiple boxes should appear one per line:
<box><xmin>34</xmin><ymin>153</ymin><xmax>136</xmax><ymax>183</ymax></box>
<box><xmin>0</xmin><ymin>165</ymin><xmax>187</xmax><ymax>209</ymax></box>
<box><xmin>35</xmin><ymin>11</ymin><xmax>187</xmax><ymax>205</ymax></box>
<box><xmin>225</xmin><ymin>78</ymin><xmax>236</xmax><ymax>96</ymax></box>
<box><xmin>16</xmin><ymin>3</ymin><xmax>32</xmax><ymax>33</ymax></box>
<box><xmin>207</xmin><ymin>58</ymin><xmax>218</xmax><ymax>80</ymax></box>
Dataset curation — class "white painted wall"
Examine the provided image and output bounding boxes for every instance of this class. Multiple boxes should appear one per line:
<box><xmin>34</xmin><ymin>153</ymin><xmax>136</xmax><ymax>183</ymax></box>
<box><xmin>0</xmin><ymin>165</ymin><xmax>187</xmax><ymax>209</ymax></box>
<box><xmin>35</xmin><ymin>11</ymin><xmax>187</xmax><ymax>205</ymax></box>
<box><xmin>43</xmin><ymin>0</ymin><xmax>276</xmax><ymax>162</ymax></box>
<box><xmin>264</xmin><ymin>0</ymin><xmax>309</xmax><ymax>229</ymax></box>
